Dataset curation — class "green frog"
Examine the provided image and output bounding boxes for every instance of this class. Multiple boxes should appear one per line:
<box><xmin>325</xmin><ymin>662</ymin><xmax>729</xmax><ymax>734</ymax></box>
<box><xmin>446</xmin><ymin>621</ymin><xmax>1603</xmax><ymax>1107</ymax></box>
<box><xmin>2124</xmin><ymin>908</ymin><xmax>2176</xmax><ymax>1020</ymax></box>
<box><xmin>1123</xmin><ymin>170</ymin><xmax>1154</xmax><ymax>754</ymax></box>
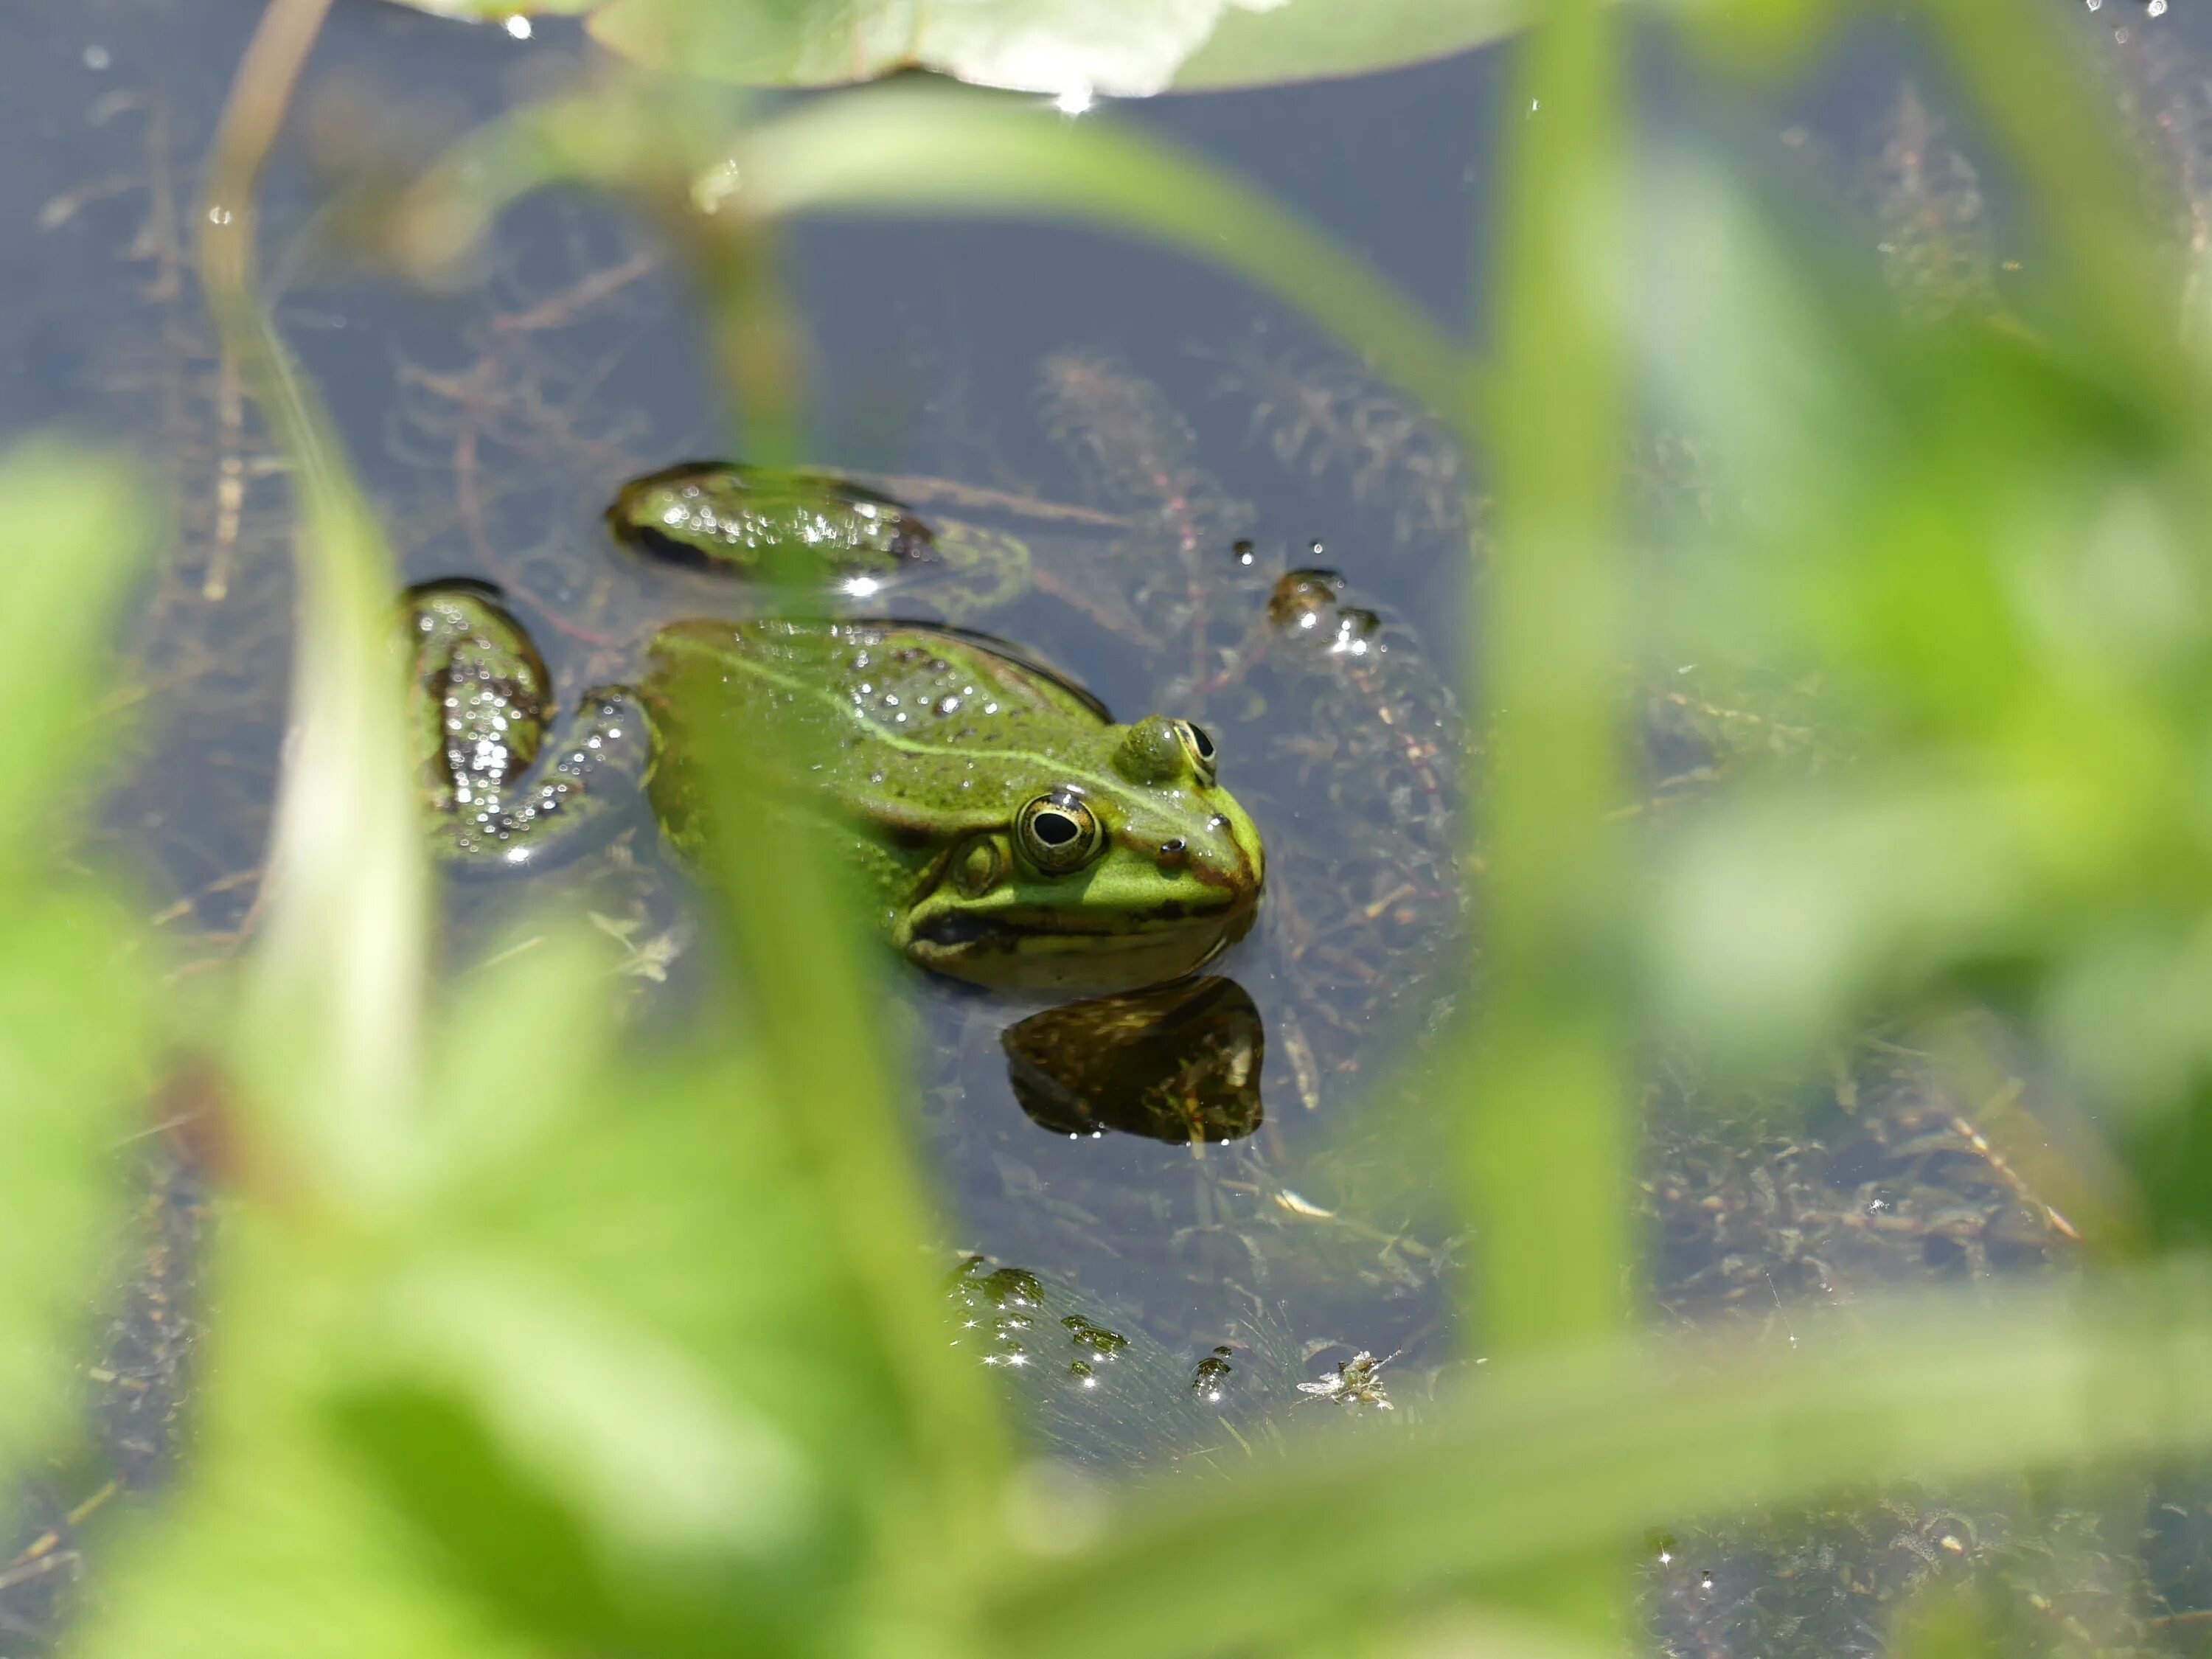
<box><xmin>406</xmin><ymin>463</ymin><xmax>1266</xmax><ymax>997</ymax></box>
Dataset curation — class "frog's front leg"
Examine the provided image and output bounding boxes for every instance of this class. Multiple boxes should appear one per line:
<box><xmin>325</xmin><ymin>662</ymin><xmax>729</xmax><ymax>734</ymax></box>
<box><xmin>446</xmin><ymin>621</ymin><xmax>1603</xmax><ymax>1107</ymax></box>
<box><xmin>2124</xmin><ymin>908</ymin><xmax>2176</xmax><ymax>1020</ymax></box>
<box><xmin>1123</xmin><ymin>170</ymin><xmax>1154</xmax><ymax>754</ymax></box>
<box><xmin>405</xmin><ymin>580</ymin><xmax>648</xmax><ymax>873</ymax></box>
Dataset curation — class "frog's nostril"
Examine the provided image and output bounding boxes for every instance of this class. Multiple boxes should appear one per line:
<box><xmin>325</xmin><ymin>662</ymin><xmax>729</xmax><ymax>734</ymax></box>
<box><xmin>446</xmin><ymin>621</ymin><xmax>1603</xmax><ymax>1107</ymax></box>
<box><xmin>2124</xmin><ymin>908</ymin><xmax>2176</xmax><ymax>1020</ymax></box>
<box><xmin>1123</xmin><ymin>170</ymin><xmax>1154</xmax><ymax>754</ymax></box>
<box><xmin>1159</xmin><ymin>836</ymin><xmax>1189</xmax><ymax>868</ymax></box>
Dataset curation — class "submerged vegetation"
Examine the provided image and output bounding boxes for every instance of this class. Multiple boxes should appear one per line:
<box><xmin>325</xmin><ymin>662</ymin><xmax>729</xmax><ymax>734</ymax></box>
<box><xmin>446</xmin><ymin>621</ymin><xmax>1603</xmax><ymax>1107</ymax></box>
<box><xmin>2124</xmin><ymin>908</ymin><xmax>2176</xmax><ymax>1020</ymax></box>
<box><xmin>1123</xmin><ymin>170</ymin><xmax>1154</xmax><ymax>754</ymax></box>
<box><xmin>17</xmin><ymin>0</ymin><xmax>2212</xmax><ymax>1654</ymax></box>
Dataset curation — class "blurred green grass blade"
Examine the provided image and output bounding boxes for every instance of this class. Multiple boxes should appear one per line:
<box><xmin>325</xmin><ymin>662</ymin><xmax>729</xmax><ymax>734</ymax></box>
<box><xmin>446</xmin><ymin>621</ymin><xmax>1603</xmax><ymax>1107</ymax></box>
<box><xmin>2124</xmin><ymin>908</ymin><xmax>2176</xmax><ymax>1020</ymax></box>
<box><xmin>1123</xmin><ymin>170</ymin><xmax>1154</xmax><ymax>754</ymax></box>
<box><xmin>1464</xmin><ymin>0</ymin><xmax>1630</xmax><ymax>1638</ymax></box>
<box><xmin>1468</xmin><ymin>0</ymin><xmax>1628</xmax><ymax>1355</ymax></box>
<box><xmin>225</xmin><ymin>335</ymin><xmax>427</xmax><ymax>1191</ymax></box>
<box><xmin>983</xmin><ymin>1265</ymin><xmax>2212</xmax><ymax>1658</ymax></box>
<box><xmin>731</xmin><ymin>83</ymin><xmax>1474</xmax><ymax>420</ymax></box>
<box><xmin>0</xmin><ymin>444</ymin><xmax>157</xmax><ymax>861</ymax></box>
<box><xmin>204</xmin><ymin>0</ymin><xmax>427</xmax><ymax>1188</ymax></box>
<box><xmin>678</xmin><ymin>661</ymin><xmax>1010</xmax><ymax>1599</ymax></box>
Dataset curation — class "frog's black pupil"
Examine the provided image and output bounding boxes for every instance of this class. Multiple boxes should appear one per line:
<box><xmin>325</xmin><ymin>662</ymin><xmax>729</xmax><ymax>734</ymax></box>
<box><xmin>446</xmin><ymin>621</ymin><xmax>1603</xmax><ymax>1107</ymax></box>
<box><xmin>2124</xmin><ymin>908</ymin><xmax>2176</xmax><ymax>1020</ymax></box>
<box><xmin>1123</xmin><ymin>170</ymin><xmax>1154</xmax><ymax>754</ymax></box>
<box><xmin>1187</xmin><ymin>723</ymin><xmax>1216</xmax><ymax>761</ymax></box>
<box><xmin>1035</xmin><ymin>813</ymin><xmax>1079</xmax><ymax>846</ymax></box>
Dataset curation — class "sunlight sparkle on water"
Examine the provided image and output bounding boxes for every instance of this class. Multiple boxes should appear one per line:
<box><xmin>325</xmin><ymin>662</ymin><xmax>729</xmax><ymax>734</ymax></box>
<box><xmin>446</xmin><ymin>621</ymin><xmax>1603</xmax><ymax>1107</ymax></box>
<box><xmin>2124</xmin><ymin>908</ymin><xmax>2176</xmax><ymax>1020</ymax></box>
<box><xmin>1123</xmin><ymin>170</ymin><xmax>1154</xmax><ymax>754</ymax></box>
<box><xmin>1054</xmin><ymin>84</ymin><xmax>1095</xmax><ymax>117</ymax></box>
<box><xmin>503</xmin><ymin>13</ymin><xmax>532</xmax><ymax>37</ymax></box>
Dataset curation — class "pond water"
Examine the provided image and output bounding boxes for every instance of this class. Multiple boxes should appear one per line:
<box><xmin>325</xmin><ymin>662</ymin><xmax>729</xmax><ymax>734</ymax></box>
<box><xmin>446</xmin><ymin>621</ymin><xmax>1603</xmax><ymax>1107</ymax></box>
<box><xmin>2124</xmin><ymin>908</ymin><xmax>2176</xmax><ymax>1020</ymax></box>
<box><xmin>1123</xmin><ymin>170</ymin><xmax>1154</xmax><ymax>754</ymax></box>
<box><xmin>9</xmin><ymin>1</ymin><xmax>2212</xmax><ymax>1653</ymax></box>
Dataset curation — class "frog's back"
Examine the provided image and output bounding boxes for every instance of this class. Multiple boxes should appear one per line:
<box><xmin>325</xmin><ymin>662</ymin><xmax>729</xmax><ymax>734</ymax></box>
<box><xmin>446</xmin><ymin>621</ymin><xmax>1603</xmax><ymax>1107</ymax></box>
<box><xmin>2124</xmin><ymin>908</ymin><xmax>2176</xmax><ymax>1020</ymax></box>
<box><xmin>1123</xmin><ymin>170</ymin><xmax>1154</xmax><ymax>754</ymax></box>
<box><xmin>639</xmin><ymin>617</ymin><xmax>1115</xmax><ymax>848</ymax></box>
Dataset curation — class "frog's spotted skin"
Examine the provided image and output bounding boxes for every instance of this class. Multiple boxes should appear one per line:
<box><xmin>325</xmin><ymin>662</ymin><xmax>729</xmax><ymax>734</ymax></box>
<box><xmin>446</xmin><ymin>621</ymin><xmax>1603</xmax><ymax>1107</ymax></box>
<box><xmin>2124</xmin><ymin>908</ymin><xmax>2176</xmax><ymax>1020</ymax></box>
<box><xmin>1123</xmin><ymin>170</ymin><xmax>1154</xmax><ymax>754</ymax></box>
<box><xmin>607</xmin><ymin>460</ymin><xmax>1034</xmax><ymax>619</ymax></box>
<box><xmin>404</xmin><ymin>468</ymin><xmax>1265</xmax><ymax>993</ymax></box>
<box><xmin>608</xmin><ymin>461</ymin><xmax>939</xmax><ymax>586</ymax></box>
<box><xmin>405</xmin><ymin>581</ymin><xmax>647</xmax><ymax>872</ymax></box>
<box><xmin>641</xmin><ymin>619</ymin><xmax>1263</xmax><ymax>996</ymax></box>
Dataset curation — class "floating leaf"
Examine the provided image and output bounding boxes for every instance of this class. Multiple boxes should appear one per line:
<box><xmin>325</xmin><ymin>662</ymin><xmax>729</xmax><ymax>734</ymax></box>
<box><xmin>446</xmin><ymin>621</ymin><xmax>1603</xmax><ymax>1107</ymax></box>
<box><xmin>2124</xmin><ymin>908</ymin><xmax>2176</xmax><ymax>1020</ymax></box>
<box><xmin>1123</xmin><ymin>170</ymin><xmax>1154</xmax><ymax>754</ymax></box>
<box><xmin>380</xmin><ymin>0</ymin><xmax>598</xmax><ymax>18</ymax></box>
<box><xmin>582</xmin><ymin>0</ymin><xmax>1523</xmax><ymax>95</ymax></box>
<box><xmin>1171</xmin><ymin>0</ymin><xmax>1530</xmax><ymax>90</ymax></box>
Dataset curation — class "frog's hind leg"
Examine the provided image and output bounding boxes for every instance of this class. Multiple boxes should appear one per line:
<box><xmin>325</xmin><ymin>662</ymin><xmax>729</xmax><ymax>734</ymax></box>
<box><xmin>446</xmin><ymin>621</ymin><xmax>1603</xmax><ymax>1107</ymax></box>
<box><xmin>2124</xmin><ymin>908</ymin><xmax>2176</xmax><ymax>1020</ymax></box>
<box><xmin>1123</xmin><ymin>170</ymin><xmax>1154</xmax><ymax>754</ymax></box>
<box><xmin>406</xmin><ymin>581</ymin><xmax>648</xmax><ymax>875</ymax></box>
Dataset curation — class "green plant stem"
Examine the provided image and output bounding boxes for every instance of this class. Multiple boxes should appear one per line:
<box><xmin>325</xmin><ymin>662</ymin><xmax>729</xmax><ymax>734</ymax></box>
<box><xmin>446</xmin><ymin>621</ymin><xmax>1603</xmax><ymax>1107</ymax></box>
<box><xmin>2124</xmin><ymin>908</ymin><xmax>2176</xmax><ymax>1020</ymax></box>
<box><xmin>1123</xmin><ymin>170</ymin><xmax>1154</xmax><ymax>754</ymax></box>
<box><xmin>204</xmin><ymin>0</ymin><xmax>427</xmax><ymax>1189</ymax></box>
<box><xmin>983</xmin><ymin>1265</ymin><xmax>2212</xmax><ymax>1658</ymax></box>
<box><xmin>654</xmin><ymin>115</ymin><xmax>1010</xmax><ymax>1627</ymax></box>
<box><xmin>1464</xmin><ymin>0</ymin><xmax>1630</xmax><ymax>1638</ymax></box>
<box><xmin>1467</xmin><ymin>0</ymin><xmax>1629</xmax><ymax>1419</ymax></box>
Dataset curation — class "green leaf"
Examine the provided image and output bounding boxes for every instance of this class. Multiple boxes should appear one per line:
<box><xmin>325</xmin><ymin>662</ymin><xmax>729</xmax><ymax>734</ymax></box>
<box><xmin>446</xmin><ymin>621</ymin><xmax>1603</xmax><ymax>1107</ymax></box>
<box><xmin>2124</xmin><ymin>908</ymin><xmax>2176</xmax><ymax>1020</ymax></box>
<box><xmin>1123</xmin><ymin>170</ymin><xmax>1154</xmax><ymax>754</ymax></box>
<box><xmin>329</xmin><ymin>1254</ymin><xmax>832</xmax><ymax>1652</ymax></box>
<box><xmin>0</xmin><ymin>888</ymin><xmax>154</xmax><ymax>1464</ymax></box>
<box><xmin>0</xmin><ymin>439</ymin><xmax>159</xmax><ymax>1471</ymax></box>
<box><xmin>74</xmin><ymin>1382</ymin><xmax>545</xmax><ymax>1659</ymax></box>
<box><xmin>581</xmin><ymin>0</ymin><xmax>1523</xmax><ymax>96</ymax></box>
<box><xmin>0</xmin><ymin>442</ymin><xmax>156</xmax><ymax>861</ymax></box>
<box><xmin>1170</xmin><ymin>0</ymin><xmax>1528</xmax><ymax>90</ymax></box>
<box><xmin>380</xmin><ymin>0</ymin><xmax>597</xmax><ymax>18</ymax></box>
<box><xmin>355</xmin><ymin>1254</ymin><xmax>821</xmax><ymax>1562</ymax></box>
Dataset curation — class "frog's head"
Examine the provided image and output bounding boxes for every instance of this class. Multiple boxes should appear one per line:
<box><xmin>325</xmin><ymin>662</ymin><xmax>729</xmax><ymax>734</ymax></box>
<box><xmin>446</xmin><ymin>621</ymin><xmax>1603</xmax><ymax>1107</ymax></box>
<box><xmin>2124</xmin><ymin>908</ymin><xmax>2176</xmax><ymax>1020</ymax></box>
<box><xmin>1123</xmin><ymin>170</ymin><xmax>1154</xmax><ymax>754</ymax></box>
<box><xmin>897</xmin><ymin>714</ymin><xmax>1265</xmax><ymax>996</ymax></box>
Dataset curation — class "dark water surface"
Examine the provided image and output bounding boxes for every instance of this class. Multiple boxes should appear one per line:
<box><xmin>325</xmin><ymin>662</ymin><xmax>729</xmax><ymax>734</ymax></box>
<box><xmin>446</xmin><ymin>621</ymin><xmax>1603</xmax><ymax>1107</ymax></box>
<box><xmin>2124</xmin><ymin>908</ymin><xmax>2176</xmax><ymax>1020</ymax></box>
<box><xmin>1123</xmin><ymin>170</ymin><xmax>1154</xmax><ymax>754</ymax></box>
<box><xmin>10</xmin><ymin>2</ymin><xmax>2212</xmax><ymax>1654</ymax></box>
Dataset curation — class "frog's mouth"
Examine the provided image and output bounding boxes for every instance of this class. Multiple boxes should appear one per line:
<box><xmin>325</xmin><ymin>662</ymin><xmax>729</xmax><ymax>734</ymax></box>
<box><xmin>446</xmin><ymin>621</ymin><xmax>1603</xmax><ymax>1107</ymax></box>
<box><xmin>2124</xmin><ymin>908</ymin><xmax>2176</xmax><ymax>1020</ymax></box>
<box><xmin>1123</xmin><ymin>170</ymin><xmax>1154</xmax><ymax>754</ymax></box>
<box><xmin>905</xmin><ymin>894</ymin><xmax>1258</xmax><ymax>990</ymax></box>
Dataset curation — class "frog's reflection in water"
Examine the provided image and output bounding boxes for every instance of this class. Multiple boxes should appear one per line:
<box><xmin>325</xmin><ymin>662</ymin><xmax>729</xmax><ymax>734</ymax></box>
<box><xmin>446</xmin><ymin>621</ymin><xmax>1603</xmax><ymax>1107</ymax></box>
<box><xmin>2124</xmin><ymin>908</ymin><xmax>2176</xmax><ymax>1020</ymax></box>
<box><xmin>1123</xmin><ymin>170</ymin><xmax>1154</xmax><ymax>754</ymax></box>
<box><xmin>1001</xmin><ymin>975</ymin><xmax>1263</xmax><ymax>1144</ymax></box>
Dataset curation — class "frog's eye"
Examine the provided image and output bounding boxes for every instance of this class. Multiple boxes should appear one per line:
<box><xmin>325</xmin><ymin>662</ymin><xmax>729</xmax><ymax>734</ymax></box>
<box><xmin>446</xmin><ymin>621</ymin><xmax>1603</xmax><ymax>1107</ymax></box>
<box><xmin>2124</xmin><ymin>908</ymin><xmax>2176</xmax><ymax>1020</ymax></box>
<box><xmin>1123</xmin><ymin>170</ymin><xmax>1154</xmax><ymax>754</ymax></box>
<box><xmin>1017</xmin><ymin>790</ymin><xmax>1106</xmax><ymax>874</ymax></box>
<box><xmin>1175</xmin><ymin>720</ymin><xmax>1219</xmax><ymax>785</ymax></box>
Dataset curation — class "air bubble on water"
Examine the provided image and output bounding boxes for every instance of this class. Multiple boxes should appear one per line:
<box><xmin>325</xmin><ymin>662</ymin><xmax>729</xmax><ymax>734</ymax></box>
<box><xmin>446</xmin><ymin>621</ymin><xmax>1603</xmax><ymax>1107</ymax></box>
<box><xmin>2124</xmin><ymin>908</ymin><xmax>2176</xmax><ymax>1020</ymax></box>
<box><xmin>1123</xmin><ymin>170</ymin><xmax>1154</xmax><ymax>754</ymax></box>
<box><xmin>83</xmin><ymin>44</ymin><xmax>109</xmax><ymax>69</ymax></box>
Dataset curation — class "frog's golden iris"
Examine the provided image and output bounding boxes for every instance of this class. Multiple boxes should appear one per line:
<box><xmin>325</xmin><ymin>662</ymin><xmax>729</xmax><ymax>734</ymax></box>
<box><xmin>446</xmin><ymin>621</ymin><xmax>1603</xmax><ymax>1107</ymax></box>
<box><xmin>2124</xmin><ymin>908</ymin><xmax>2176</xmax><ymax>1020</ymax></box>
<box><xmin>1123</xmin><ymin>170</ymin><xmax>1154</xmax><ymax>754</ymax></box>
<box><xmin>404</xmin><ymin>465</ymin><xmax>1265</xmax><ymax>997</ymax></box>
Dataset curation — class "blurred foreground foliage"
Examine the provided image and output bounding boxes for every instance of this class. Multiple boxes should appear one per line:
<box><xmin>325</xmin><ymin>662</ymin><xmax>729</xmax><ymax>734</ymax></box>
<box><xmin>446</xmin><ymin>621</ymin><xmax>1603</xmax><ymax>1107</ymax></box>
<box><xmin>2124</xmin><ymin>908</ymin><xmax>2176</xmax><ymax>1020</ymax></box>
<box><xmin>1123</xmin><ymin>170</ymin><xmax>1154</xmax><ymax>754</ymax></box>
<box><xmin>11</xmin><ymin>0</ymin><xmax>2212</xmax><ymax>1655</ymax></box>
